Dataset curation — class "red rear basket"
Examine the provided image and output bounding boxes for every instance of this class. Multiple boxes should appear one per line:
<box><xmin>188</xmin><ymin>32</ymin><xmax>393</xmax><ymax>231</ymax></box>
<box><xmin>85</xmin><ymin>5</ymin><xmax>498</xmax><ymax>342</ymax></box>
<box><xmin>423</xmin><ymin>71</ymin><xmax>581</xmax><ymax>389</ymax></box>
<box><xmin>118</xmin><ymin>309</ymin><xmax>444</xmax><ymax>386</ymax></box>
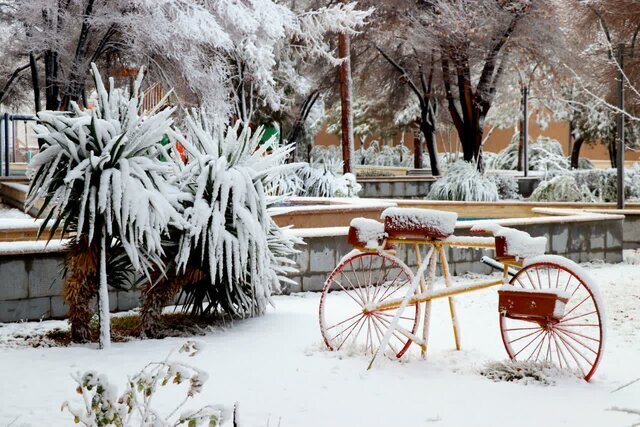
<box><xmin>498</xmin><ymin>288</ymin><xmax>569</xmax><ymax>321</ymax></box>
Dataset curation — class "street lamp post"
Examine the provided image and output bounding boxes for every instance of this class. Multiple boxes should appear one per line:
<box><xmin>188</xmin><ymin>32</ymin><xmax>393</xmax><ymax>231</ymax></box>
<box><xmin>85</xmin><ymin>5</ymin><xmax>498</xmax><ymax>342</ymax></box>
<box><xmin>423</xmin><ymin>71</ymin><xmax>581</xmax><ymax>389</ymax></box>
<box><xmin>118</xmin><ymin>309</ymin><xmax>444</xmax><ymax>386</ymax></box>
<box><xmin>522</xmin><ymin>84</ymin><xmax>529</xmax><ymax>177</ymax></box>
<box><xmin>616</xmin><ymin>44</ymin><xmax>625</xmax><ymax>210</ymax></box>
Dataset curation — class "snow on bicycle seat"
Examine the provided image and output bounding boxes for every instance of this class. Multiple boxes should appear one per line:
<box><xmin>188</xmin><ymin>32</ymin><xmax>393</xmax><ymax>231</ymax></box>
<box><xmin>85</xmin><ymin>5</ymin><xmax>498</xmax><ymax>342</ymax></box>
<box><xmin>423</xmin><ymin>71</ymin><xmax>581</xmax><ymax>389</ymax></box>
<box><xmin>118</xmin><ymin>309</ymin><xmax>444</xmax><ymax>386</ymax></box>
<box><xmin>348</xmin><ymin>218</ymin><xmax>387</xmax><ymax>248</ymax></box>
<box><xmin>381</xmin><ymin>207</ymin><xmax>457</xmax><ymax>240</ymax></box>
<box><xmin>470</xmin><ymin>222</ymin><xmax>547</xmax><ymax>259</ymax></box>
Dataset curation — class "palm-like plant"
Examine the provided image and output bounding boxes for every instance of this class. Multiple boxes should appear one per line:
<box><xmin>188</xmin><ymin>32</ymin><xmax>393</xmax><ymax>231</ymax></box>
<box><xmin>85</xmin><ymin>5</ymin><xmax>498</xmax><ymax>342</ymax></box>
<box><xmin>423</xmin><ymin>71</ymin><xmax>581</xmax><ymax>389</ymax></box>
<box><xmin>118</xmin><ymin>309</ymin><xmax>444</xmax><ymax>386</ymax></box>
<box><xmin>27</xmin><ymin>65</ymin><xmax>183</xmax><ymax>348</ymax></box>
<box><xmin>168</xmin><ymin>117</ymin><xmax>300</xmax><ymax>318</ymax></box>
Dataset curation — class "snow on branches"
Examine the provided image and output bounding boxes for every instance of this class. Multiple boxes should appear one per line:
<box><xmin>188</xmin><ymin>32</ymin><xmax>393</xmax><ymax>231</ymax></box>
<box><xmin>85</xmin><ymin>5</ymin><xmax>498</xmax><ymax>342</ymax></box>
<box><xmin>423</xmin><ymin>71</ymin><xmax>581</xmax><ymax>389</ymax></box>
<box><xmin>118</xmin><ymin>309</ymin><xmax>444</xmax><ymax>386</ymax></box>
<box><xmin>62</xmin><ymin>341</ymin><xmax>234</xmax><ymax>426</ymax></box>
<box><xmin>27</xmin><ymin>64</ymin><xmax>182</xmax><ymax>274</ymax></box>
<box><xmin>170</xmin><ymin>116</ymin><xmax>300</xmax><ymax>317</ymax></box>
<box><xmin>26</xmin><ymin>65</ymin><xmax>184</xmax><ymax>348</ymax></box>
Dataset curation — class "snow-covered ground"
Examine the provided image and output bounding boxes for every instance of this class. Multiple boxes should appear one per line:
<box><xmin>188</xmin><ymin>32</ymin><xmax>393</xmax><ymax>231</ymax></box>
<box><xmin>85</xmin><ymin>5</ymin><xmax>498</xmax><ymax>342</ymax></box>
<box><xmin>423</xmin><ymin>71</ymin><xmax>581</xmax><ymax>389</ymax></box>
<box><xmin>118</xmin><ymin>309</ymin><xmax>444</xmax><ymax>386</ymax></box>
<box><xmin>1</xmin><ymin>263</ymin><xmax>639</xmax><ymax>426</ymax></box>
<box><xmin>0</xmin><ymin>203</ymin><xmax>31</xmax><ymax>219</ymax></box>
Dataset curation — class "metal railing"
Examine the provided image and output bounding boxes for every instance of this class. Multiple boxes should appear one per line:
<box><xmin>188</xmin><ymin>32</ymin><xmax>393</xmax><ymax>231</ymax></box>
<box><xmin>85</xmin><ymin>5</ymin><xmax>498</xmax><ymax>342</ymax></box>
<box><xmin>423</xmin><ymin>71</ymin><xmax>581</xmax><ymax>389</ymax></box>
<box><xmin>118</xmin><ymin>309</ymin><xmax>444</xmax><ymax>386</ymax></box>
<box><xmin>0</xmin><ymin>113</ymin><xmax>37</xmax><ymax>177</ymax></box>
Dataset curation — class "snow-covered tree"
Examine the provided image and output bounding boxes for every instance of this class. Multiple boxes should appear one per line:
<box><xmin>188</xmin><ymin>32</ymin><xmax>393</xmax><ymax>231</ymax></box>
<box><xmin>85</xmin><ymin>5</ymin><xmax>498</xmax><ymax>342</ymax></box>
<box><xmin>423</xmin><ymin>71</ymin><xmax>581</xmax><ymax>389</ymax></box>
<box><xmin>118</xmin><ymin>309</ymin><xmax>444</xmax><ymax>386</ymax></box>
<box><xmin>158</xmin><ymin>117</ymin><xmax>301</xmax><ymax>320</ymax></box>
<box><xmin>26</xmin><ymin>65</ymin><xmax>182</xmax><ymax>347</ymax></box>
<box><xmin>0</xmin><ymin>0</ymin><xmax>370</xmax><ymax>121</ymax></box>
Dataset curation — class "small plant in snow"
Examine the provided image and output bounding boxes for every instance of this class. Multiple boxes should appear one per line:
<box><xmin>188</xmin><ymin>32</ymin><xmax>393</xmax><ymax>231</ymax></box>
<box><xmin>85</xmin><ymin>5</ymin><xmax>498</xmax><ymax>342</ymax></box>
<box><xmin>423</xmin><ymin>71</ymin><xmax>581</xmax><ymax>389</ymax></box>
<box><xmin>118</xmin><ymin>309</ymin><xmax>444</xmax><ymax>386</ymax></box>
<box><xmin>62</xmin><ymin>340</ymin><xmax>234</xmax><ymax>426</ymax></box>
<box><xmin>26</xmin><ymin>64</ymin><xmax>183</xmax><ymax>347</ymax></box>
<box><xmin>480</xmin><ymin>360</ymin><xmax>579</xmax><ymax>385</ymax></box>
<box><xmin>428</xmin><ymin>161</ymin><xmax>499</xmax><ymax>201</ymax></box>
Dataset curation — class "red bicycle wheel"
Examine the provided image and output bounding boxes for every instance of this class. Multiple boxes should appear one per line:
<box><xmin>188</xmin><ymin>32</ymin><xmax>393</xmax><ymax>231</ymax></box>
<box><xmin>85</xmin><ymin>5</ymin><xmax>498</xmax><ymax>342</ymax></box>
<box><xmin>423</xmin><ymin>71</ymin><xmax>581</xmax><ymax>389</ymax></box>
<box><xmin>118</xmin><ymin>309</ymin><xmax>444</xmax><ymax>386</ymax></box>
<box><xmin>500</xmin><ymin>261</ymin><xmax>605</xmax><ymax>381</ymax></box>
<box><xmin>319</xmin><ymin>252</ymin><xmax>419</xmax><ymax>358</ymax></box>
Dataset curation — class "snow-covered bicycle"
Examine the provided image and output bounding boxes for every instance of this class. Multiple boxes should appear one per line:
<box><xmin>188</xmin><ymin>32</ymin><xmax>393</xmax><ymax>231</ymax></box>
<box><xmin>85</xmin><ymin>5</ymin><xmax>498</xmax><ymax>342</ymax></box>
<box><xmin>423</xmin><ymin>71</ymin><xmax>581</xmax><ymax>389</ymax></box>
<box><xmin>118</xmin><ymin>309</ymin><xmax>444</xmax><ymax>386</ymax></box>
<box><xmin>318</xmin><ymin>207</ymin><xmax>605</xmax><ymax>381</ymax></box>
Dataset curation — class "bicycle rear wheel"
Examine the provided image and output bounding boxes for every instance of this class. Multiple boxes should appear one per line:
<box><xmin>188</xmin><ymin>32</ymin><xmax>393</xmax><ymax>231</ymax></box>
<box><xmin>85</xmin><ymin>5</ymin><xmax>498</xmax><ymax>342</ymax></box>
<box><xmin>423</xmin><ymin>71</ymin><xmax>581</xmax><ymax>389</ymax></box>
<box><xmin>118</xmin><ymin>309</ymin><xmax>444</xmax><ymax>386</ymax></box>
<box><xmin>319</xmin><ymin>252</ymin><xmax>419</xmax><ymax>358</ymax></box>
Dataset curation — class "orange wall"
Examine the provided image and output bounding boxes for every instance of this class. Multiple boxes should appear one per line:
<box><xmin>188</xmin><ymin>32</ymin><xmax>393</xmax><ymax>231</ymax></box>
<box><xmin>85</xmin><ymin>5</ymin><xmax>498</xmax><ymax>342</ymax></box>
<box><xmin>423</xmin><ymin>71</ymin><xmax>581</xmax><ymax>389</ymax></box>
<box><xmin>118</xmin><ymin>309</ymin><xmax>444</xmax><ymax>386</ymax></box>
<box><xmin>315</xmin><ymin>116</ymin><xmax>640</xmax><ymax>163</ymax></box>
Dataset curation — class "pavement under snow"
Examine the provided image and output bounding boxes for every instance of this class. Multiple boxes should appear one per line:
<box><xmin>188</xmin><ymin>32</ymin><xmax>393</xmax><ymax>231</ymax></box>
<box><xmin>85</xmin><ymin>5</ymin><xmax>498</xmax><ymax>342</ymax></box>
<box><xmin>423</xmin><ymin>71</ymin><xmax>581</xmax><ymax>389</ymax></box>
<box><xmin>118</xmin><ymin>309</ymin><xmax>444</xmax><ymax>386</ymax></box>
<box><xmin>1</xmin><ymin>262</ymin><xmax>639</xmax><ymax>426</ymax></box>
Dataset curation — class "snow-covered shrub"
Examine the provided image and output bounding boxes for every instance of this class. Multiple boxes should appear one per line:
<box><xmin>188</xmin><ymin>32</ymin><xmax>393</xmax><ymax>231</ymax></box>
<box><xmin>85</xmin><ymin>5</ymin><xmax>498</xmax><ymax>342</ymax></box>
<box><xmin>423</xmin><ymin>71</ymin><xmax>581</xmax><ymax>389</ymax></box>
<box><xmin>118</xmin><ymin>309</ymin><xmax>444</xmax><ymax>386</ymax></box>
<box><xmin>26</xmin><ymin>65</ymin><xmax>183</xmax><ymax>347</ymax></box>
<box><xmin>492</xmin><ymin>136</ymin><xmax>569</xmax><ymax>175</ymax></box>
<box><xmin>428</xmin><ymin>161</ymin><xmax>499</xmax><ymax>201</ymax></box>
<box><xmin>310</xmin><ymin>145</ymin><xmax>342</xmax><ymax>164</ymax></box>
<box><xmin>354</xmin><ymin>140</ymin><xmax>381</xmax><ymax>165</ymax></box>
<box><xmin>488</xmin><ymin>174</ymin><xmax>520</xmax><ymax>200</ymax></box>
<box><xmin>171</xmin><ymin>118</ymin><xmax>300</xmax><ymax>318</ymax></box>
<box><xmin>577</xmin><ymin>157</ymin><xmax>595</xmax><ymax>170</ymax></box>
<box><xmin>529</xmin><ymin>175</ymin><xmax>593</xmax><ymax>202</ymax></box>
<box><xmin>626</xmin><ymin>163</ymin><xmax>640</xmax><ymax>200</ymax></box>
<box><xmin>62</xmin><ymin>341</ymin><xmax>234</xmax><ymax>426</ymax></box>
<box><xmin>481</xmin><ymin>151</ymin><xmax>497</xmax><ymax>169</ymax></box>
<box><xmin>298</xmin><ymin>160</ymin><xmax>361</xmax><ymax>197</ymax></box>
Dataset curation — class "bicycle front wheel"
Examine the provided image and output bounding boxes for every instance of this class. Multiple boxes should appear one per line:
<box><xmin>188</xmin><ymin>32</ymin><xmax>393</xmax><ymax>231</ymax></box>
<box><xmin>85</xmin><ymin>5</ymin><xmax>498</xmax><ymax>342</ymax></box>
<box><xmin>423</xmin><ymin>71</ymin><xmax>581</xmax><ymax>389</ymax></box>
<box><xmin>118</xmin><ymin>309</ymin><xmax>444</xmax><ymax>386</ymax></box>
<box><xmin>319</xmin><ymin>252</ymin><xmax>419</xmax><ymax>358</ymax></box>
<box><xmin>500</xmin><ymin>260</ymin><xmax>605</xmax><ymax>381</ymax></box>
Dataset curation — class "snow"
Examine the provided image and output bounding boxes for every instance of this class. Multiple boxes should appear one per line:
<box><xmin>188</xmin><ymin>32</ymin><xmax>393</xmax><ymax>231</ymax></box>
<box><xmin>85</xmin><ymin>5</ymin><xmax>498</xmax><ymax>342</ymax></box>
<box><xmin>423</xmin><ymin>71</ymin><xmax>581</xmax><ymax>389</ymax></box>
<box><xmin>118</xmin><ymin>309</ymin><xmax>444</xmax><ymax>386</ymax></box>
<box><xmin>0</xmin><ymin>203</ymin><xmax>31</xmax><ymax>220</ymax></box>
<box><xmin>284</xmin><ymin>226</ymin><xmax>349</xmax><ymax>238</ymax></box>
<box><xmin>349</xmin><ymin>217</ymin><xmax>385</xmax><ymax>247</ymax></box>
<box><xmin>381</xmin><ymin>207</ymin><xmax>458</xmax><ymax>236</ymax></box>
<box><xmin>471</xmin><ymin>223</ymin><xmax>547</xmax><ymax>259</ymax></box>
<box><xmin>442</xmin><ymin>235</ymin><xmax>495</xmax><ymax>246</ymax></box>
<box><xmin>0</xmin><ymin>239</ymin><xmax>69</xmax><ymax>255</ymax></box>
<box><xmin>1</xmin><ymin>262</ymin><xmax>639</xmax><ymax>426</ymax></box>
<box><xmin>0</xmin><ymin>218</ymin><xmax>41</xmax><ymax>230</ymax></box>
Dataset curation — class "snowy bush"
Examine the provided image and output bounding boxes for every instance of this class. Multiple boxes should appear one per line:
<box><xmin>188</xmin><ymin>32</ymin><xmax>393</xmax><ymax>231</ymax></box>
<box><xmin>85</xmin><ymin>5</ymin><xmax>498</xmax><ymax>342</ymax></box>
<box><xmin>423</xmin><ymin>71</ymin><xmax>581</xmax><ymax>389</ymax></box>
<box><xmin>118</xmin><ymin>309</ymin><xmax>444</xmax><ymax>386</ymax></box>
<box><xmin>529</xmin><ymin>175</ymin><xmax>593</xmax><ymax>202</ymax></box>
<box><xmin>488</xmin><ymin>174</ymin><xmax>520</xmax><ymax>200</ymax></box>
<box><xmin>297</xmin><ymin>160</ymin><xmax>361</xmax><ymax>197</ymax></box>
<box><xmin>310</xmin><ymin>145</ymin><xmax>342</xmax><ymax>164</ymax></box>
<box><xmin>577</xmin><ymin>157</ymin><xmax>595</xmax><ymax>170</ymax></box>
<box><xmin>62</xmin><ymin>341</ymin><xmax>234</xmax><ymax>426</ymax></box>
<box><xmin>26</xmin><ymin>65</ymin><xmax>183</xmax><ymax>347</ymax></box>
<box><xmin>428</xmin><ymin>161</ymin><xmax>499</xmax><ymax>201</ymax></box>
<box><xmin>491</xmin><ymin>136</ymin><xmax>569</xmax><ymax>175</ymax></box>
<box><xmin>170</xmin><ymin>118</ymin><xmax>300</xmax><ymax>318</ymax></box>
<box><xmin>314</xmin><ymin>142</ymin><xmax>413</xmax><ymax>168</ymax></box>
<box><xmin>532</xmin><ymin>167</ymin><xmax>640</xmax><ymax>203</ymax></box>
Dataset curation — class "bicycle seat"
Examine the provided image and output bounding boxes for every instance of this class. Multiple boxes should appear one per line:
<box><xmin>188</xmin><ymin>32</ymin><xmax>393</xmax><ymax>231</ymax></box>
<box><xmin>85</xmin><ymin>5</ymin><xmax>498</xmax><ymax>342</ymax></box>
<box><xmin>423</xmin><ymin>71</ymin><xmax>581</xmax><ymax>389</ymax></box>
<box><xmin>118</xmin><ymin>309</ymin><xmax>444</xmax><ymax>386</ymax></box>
<box><xmin>470</xmin><ymin>223</ymin><xmax>547</xmax><ymax>259</ymax></box>
<box><xmin>348</xmin><ymin>218</ymin><xmax>387</xmax><ymax>248</ymax></box>
<box><xmin>381</xmin><ymin>207</ymin><xmax>457</xmax><ymax>240</ymax></box>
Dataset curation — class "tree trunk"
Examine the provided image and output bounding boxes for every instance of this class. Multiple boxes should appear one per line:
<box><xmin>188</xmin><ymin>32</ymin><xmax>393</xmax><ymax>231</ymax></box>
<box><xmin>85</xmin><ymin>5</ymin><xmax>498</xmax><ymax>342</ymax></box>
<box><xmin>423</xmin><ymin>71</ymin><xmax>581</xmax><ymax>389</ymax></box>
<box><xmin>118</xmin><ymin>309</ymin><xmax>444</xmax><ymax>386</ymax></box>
<box><xmin>63</xmin><ymin>236</ymin><xmax>98</xmax><ymax>343</ymax></box>
<box><xmin>413</xmin><ymin>128</ymin><xmax>423</xmax><ymax>169</ymax></box>
<box><xmin>44</xmin><ymin>50</ymin><xmax>60</xmax><ymax>110</ymax></box>
<box><xmin>517</xmin><ymin>119</ymin><xmax>524</xmax><ymax>171</ymax></box>
<box><xmin>98</xmin><ymin>228</ymin><xmax>110</xmax><ymax>349</ymax></box>
<box><xmin>419</xmin><ymin>119</ymin><xmax>440</xmax><ymax>175</ymax></box>
<box><xmin>61</xmin><ymin>0</ymin><xmax>96</xmax><ymax>110</ymax></box>
<box><xmin>570</xmin><ymin>136</ymin><xmax>585</xmax><ymax>169</ymax></box>
<box><xmin>338</xmin><ymin>32</ymin><xmax>354</xmax><ymax>174</ymax></box>
<box><xmin>608</xmin><ymin>139</ymin><xmax>617</xmax><ymax>168</ymax></box>
<box><xmin>29</xmin><ymin>52</ymin><xmax>41</xmax><ymax>113</ymax></box>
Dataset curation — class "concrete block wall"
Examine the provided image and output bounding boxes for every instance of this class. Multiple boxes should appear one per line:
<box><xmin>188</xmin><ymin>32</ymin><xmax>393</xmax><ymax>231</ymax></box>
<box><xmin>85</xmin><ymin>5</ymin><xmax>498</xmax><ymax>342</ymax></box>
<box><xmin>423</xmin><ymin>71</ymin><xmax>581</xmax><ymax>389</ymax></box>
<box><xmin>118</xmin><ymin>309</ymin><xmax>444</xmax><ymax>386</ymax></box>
<box><xmin>623</xmin><ymin>215</ymin><xmax>640</xmax><ymax>249</ymax></box>
<box><xmin>287</xmin><ymin>218</ymin><xmax>624</xmax><ymax>292</ymax></box>
<box><xmin>0</xmin><ymin>253</ymin><xmax>140</xmax><ymax>322</ymax></box>
<box><xmin>0</xmin><ymin>218</ymin><xmax>625</xmax><ymax>321</ymax></box>
<box><xmin>359</xmin><ymin>176</ymin><xmax>541</xmax><ymax>199</ymax></box>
